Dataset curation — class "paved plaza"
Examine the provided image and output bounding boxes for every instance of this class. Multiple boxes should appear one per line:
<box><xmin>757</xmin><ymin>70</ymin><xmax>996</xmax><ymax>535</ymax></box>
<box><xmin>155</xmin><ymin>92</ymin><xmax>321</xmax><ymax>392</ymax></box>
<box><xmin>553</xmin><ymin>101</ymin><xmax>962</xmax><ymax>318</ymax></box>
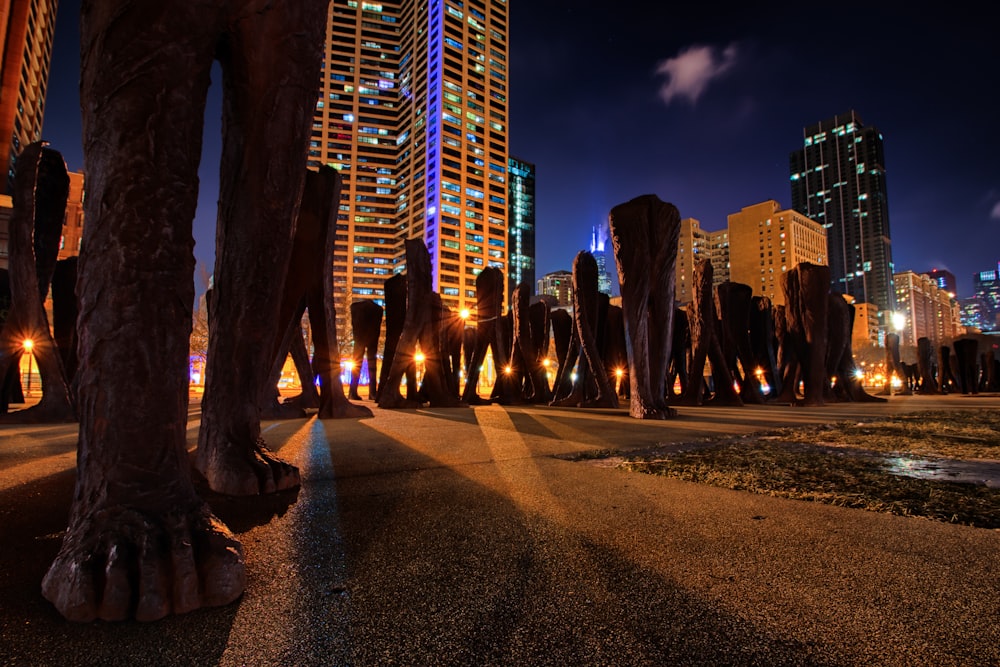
<box><xmin>1</xmin><ymin>395</ymin><xmax>999</xmax><ymax>665</ymax></box>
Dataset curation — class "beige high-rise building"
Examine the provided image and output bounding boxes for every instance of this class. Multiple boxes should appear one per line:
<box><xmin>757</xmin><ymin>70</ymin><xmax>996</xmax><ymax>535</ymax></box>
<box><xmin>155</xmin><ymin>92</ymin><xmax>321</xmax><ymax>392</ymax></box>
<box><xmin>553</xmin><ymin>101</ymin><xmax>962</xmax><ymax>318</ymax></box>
<box><xmin>310</xmin><ymin>0</ymin><xmax>509</xmax><ymax>326</ymax></box>
<box><xmin>846</xmin><ymin>296</ymin><xmax>881</xmax><ymax>349</ymax></box>
<box><xmin>0</xmin><ymin>0</ymin><xmax>58</xmax><ymax>194</ymax></box>
<box><xmin>676</xmin><ymin>217</ymin><xmax>729</xmax><ymax>305</ymax></box>
<box><xmin>727</xmin><ymin>200</ymin><xmax>827</xmax><ymax>306</ymax></box>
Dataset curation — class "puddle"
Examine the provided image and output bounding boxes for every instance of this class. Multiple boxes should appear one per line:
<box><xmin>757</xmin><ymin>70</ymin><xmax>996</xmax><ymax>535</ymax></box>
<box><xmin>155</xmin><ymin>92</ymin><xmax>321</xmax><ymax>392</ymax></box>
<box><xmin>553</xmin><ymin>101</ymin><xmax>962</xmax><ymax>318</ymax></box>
<box><xmin>882</xmin><ymin>456</ymin><xmax>1000</xmax><ymax>488</ymax></box>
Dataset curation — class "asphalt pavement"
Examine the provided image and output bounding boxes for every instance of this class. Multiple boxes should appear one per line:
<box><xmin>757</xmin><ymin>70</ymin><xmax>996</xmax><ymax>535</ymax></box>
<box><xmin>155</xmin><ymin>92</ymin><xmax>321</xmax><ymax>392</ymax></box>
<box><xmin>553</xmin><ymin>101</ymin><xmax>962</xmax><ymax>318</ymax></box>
<box><xmin>1</xmin><ymin>394</ymin><xmax>998</xmax><ymax>666</ymax></box>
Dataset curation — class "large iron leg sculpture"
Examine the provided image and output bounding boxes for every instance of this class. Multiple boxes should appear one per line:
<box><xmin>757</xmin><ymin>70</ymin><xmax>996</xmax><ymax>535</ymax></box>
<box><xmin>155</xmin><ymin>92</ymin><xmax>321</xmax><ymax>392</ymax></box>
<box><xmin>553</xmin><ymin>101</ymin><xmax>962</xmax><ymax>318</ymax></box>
<box><xmin>609</xmin><ymin>195</ymin><xmax>679</xmax><ymax>418</ymax></box>
<box><xmin>380</xmin><ymin>240</ymin><xmax>462</xmax><ymax>408</ymax></box>
<box><xmin>513</xmin><ymin>282</ymin><xmax>552</xmax><ymax>403</ymax></box>
<box><xmin>561</xmin><ymin>251</ymin><xmax>618</xmax><ymax>409</ymax></box>
<box><xmin>43</xmin><ymin>0</ymin><xmax>330</xmax><ymax>621</ymax></box>
<box><xmin>349</xmin><ymin>300</ymin><xmax>383</xmax><ymax>400</ymax></box>
<box><xmin>0</xmin><ymin>143</ymin><xmax>75</xmax><ymax>423</ymax></box>
<box><xmin>680</xmin><ymin>259</ymin><xmax>741</xmax><ymax>406</ymax></box>
<box><xmin>461</xmin><ymin>267</ymin><xmax>507</xmax><ymax>405</ymax></box>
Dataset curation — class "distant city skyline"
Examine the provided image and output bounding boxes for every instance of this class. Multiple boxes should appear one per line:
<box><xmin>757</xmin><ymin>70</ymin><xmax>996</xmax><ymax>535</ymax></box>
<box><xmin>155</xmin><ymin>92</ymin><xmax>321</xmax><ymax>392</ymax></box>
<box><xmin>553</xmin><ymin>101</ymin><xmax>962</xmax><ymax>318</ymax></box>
<box><xmin>38</xmin><ymin>1</ymin><xmax>1000</xmax><ymax>299</ymax></box>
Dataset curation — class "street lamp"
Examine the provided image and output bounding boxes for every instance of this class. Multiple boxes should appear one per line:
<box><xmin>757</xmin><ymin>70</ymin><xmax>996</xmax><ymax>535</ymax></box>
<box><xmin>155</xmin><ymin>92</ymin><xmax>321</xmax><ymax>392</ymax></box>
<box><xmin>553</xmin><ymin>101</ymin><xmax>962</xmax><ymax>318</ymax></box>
<box><xmin>22</xmin><ymin>339</ymin><xmax>34</xmax><ymax>396</ymax></box>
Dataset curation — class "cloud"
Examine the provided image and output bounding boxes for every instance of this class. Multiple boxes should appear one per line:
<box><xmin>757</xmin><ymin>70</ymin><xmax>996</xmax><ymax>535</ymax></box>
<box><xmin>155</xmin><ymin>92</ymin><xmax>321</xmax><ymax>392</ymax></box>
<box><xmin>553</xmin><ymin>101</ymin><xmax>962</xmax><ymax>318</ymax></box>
<box><xmin>991</xmin><ymin>201</ymin><xmax>1000</xmax><ymax>220</ymax></box>
<box><xmin>655</xmin><ymin>43</ymin><xmax>739</xmax><ymax>106</ymax></box>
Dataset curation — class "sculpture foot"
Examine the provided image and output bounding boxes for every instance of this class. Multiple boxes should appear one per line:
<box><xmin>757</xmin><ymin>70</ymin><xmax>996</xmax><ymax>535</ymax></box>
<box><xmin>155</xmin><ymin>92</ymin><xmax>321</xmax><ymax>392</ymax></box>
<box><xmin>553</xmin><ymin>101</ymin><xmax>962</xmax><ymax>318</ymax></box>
<box><xmin>377</xmin><ymin>390</ymin><xmax>424</xmax><ymax>409</ymax></box>
<box><xmin>318</xmin><ymin>398</ymin><xmax>374</xmax><ymax>419</ymax></box>
<box><xmin>629</xmin><ymin>402</ymin><xmax>677</xmax><ymax>419</ymax></box>
<box><xmin>259</xmin><ymin>400</ymin><xmax>307</xmax><ymax>420</ymax></box>
<box><xmin>282</xmin><ymin>392</ymin><xmax>320</xmax><ymax>411</ymax></box>
<box><xmin>197</xmin><ymin>437</ymin><xmax>300</xmax><ymax>496</ymax></box>
<box><xmin>347</xmin><ymin>391</ymin><xmax>362</xmax><ymax>400</ymax></box>
<box><xmin>0</xmin><ymin>397</ymin><xmax>76</xmax><ymax>424</ymax></box>
<box><xmin>42</xmin><ymin>503</ymin><xmax>244</xmax><ymax>623</ymax></box>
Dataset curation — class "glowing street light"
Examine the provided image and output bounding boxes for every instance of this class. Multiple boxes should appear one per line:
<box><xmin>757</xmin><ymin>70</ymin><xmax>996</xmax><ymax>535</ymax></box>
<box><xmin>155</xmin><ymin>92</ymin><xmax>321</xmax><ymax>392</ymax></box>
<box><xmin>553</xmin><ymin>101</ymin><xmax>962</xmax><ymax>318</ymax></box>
<box><xmin>22</xmin><ymin>339</ymin><xmax>34</xmax><ymax>396</ymax></box>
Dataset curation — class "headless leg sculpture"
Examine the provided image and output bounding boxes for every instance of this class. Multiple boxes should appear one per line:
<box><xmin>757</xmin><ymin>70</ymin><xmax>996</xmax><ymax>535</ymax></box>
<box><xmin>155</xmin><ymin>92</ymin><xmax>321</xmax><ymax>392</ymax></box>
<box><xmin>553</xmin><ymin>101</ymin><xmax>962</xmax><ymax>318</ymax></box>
<box><xmin>667</xmin><ymin>308</ymin><xmax>689</xmax><ymax>400</ymax></box>
<box><xmin>716</xmin><ymin>281</ymin><xmax>763</xmax><ymax>404</ymax></box>
<box><xmin>52</xmin><ymin>258</ymin><xmax>80</xmax><ymax>390</ymax></box>
<box><xmin>512</xmin><ymin>282</ymin><xmax>552</xmax><ymax>403</ymax></box>
<box><xmin>461</xmin><ymin>267</ymin><xmax>508</xmax><ymax>405</ymax></box>
<box><xmin>349</xmin><ymin>300</ymin><xmax>383</xmax><ymax>400</ymax></box>
<box><xmin>796</xmin><ymin>263</ymin><xmax>830</xmax><ymax>406</ymax></box>
<box><xmin>827</xmin><ymin>294</ymin><xmax>884</xmax><ymax>403</ymax></box>
<box><xmin>680</xmin><ymin>259</ymin><xmax>741</xmax><ymax>406</ymax></box>
<box><xmin>608</xmin><ymin>195</ymin><xmax>679</xmax><ymax>418</ymax></box>
<box><xmin>380</xmin><ymin>240</ymin><xmax>462</xmax><ymax>408</ymax></box>
<box><xmin>916</xmin><ymin>337</ymin><xmax>939</xmax><ymax>394</ymax></box>
<box><xmin>938</xmin><ymin>345</ymin><xmax>957</xmax><ymax>393</ymax></box>
<box><xmin>548</xmin><ymin>308</ymin><xmax>576</xmax><ymax>402</ymax></box>
<box><xmin>0</xmin><ymin>142</ymin><xmax>75</xmax><ymax>423</ymax></box>
<box><xmin>43</xmin><ymin>0</ymin><xmax>330</xmax><ymax>621</ymax></box>
<box><xmin>377</xmin><ymin>273</ymin><xmax>416</xmax><ymax>401</ymax></box>
<box><xmin>556</xmin><ymin>251</ymin><xmax>618</xmax><ymax>409</ymax></box>
<box><xmin>749</xmin><ymin>296</ymin><xmax>780</xmax><ymax>399</ymax></box>
<box><xmin>883</xmin><ymin>333</ymin><xmax>911</xmax><ymax>396</ymax></box>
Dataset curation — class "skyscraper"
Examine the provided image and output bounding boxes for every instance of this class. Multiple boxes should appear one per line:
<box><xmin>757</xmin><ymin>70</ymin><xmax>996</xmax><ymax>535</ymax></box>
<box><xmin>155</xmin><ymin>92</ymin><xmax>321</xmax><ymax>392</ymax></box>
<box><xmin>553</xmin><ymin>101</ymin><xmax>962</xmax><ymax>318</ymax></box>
<box><xmin>590</xmin><ymin>223</ymin><xmax>612</xmax><ymax>296</ymax></box>
<box><xmin>790</xmin><ymin>110</ymin><xmax>895</xmax><ymax>313</ymax></box>
<box><xmin>507</xmin><ymin>156</ymin><xmax>534</xmax><ymax>301</ymax></box>
<box><xmin>310</xmin><ymin>0</ymin><xmax>509</xmax><ymax>322</ymax></box>
<box><xmin>0</xmin><ymin>0</ymin><xmax>58</xmax><ymax>194</ymax></box>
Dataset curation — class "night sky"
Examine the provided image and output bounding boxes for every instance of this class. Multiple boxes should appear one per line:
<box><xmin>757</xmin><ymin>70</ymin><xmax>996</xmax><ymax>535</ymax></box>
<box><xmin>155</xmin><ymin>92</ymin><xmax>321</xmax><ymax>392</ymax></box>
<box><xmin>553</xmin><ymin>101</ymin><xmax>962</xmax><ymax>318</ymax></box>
<box><xmin>41</xmin><ymin>1</ymin><xmax>1000</xmax><ymax>297</ymax></box>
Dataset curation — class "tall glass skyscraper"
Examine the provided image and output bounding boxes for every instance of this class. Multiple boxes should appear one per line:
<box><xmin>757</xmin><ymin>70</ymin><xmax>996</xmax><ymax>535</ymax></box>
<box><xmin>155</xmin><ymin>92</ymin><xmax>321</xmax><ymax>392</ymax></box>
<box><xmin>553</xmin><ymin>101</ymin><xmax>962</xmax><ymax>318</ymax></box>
<box><xmin>790</xmin><ymin>110</ymin><xmax>895</xmax><ymax>313</ymax></box>
<box><xmin>310</xmin><ymin>0</ymin><xmax>509</xmax><ymax>321</ymax></box>
<box><xmin>507</xmin><ymin>156</ymin><xmax>534</xmax><ymax>302</ymax></box>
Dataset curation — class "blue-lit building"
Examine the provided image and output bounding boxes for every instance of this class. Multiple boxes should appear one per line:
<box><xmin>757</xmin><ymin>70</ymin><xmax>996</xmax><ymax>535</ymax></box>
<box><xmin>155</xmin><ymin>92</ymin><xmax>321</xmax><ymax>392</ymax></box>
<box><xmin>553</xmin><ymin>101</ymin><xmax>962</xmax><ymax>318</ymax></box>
<box><xmin>964</xmin><ymin>265</ymin><xmax>1000</xmax><ymax>331</ymax></box>
<box><xmin>590</xmin><ymin>223</ymin><xmax>613</xmax><ymax>296</ymax></box>
<box><xmin>507</xmin><ymin>156</ymin><xmax>535</xmax><ymax>302</ymax></box>
<box><xmin>790</xmin><ymin>111</ymin><xmax>895</xmax><ymax>313</ymax></box>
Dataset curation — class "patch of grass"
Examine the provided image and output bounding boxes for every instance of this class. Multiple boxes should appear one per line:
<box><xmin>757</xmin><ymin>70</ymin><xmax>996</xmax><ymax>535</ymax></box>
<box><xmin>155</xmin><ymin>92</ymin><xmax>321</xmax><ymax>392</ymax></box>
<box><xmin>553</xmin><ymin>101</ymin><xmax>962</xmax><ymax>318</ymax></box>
<box><xmin>771</xmin><ymin>411</ymin><xmax>1000</xmax><ymax>460</ymax></box>
<box><xmin>616</xmin><ymin>411</ymin><xmax>1000</xmax><ymax>529</ymax></box>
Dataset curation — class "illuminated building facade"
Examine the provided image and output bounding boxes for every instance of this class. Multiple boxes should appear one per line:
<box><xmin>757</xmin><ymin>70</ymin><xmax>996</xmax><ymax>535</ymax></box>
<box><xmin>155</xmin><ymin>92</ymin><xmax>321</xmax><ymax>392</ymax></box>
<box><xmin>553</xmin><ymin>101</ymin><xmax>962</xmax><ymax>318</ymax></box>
<box><xmin>727</xmin><ymin>200</ymin><xmax>827</xmax><ymax>307</ymax></box>
<box><xmin>0</xmin><ymin>0</ymin><xmax>57</xmax><ymax>194</ymax></box>
<box><xmin>507</xmin><ymin>156</ymin><xmax>534</xmax><ymax>302</ymax></box>
<box><xmin>790</xmin><ymin>110</ymin><xmax>895</xmax><ymax>312</ymax></box>
<box><xmin>963</xmin><ymin>264</ymin><xmax>1000</xmax><ymax>332</ymax></box>
<box><xmin>536</xmin><ymin>269</ymin><xmax>572</xmax><ymax>308</ymax></box>
<box><xmin>893</xmin><ymin>270</ymin><xmax>963</xmax><ymax>346</ymax></box>
<box><xmin>310</xmin><ymin>0</ymin><xmax>509</xmax><ymax>323</ymax></box>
